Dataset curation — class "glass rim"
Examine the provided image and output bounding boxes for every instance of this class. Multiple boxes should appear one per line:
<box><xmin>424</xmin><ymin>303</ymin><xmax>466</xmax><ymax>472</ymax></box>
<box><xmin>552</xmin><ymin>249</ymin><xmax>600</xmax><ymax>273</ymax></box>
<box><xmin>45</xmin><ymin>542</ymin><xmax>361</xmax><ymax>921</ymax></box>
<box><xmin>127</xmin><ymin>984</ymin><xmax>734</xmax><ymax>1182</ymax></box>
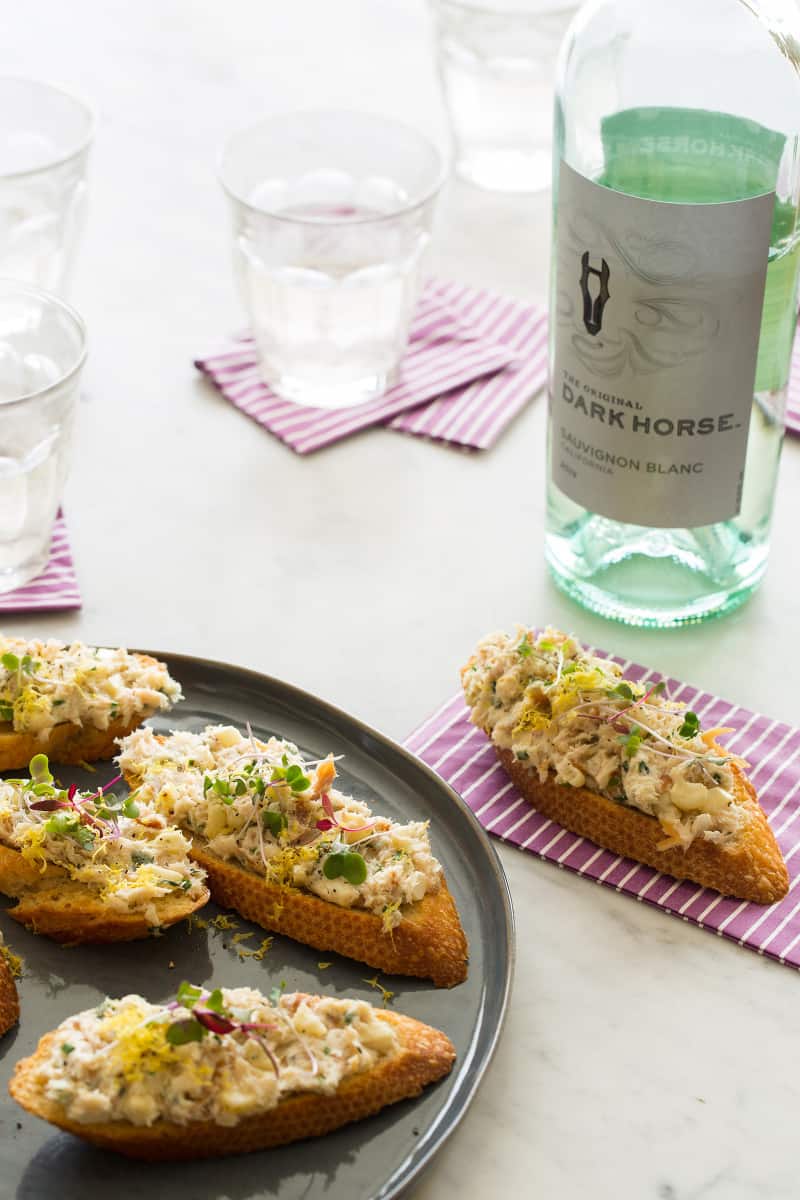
<box><xmin>0</xmin><ymin>75</ymin><xmax>95</xmax><ymax>181</ymax></box>
<box><xmin>217</xmin><ymin>109</ymin><xmax>448</xmax><ymax>226</ymax></box>
<box><xmin>0</xmin><ymin>277</ymin><xmax>87</xmax><ymax>407</ymax></box>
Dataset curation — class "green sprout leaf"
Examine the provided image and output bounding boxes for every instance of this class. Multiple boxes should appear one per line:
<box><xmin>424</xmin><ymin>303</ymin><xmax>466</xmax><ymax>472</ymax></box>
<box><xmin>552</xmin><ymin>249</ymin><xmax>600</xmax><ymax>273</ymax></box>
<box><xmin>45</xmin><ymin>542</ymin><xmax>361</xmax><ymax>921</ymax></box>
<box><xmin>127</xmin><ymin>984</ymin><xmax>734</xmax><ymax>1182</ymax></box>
<box><xmin>517</xmin><ymin>635</ymin><xmax>532</xmax><ymax>658</ymax></box>
<box><xmin>1</xmin><ymin>652</ymin><xmax>19</xmax><ymax>672</ymax></box>
<box><xmin>609</xmin><ymin>683</ymin><xmax>634</xmax><ymax>701</ymax></box>
<box><xmin>205</xmin><ymin>988</ymin><xmax>226</xmax><ymax>1015</ymax></box>
<box><xmin>175</xmin><ymin>980</ymin><xmax>204</xmax><ymax>1008</ymax></box>
<box><xmin>122</xmin><ymin>796</ymin><xmax>140</xmax><ymax>819</ymax></box>
<box><xmin>0</xmin><ymin>703</ymin><xmax>13</xmax><ymax>721</ymax></box>
<box><xmin>621</xmin><ymin>727</ymin><xmax>649</xmax><ymax>757</ymax></box>
<box><xmin>262</xmin><ymin>809</ymin><xmax>287</xmax><ymax>838</ymax></box>
<box><xmin>678</xmin><ymin>711</ymin><xmax>700</xmax><ymax>739</ymax></box>
<box><xmin>269</xmin><ymin>981</ymin><xmax>286</xmax><ymax>1007</ymax></box>
<box><xmin>29</xmin><ymin>754</ymin><xmax>53</xmax><ymax>785</ymax></box>
<box><xmin>323</xmin><ymin>850</ymin><xmax>367</xmax><ymax>886</ymax></box>
<box><xmin>166</xmin><ymin>1018</ymin><xmax>206</xmax><ymax>1045</ymax></box>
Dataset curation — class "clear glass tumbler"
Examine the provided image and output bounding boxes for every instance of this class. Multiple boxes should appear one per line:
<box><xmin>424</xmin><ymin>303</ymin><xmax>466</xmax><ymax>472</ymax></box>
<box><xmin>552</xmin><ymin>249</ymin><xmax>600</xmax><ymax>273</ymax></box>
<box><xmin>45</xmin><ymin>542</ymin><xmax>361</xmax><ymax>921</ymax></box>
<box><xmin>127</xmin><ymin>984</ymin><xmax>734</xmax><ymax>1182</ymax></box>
<box><xmin>0</xmin><ymin>280</ymin><xmax>87</xmax><ymax>593</ymax></box>
<box><xmin>219</xmin><ymin>111</ymin><xmax>445</xmax><ymax>410</ymax></box>
<box><xmin>0</xmin><ymin>77</ymin><xmax>94</xmax><ymax>293</ymax></box>
<box><xmin>431</xmin><ymin>0</ymin><xmax>579</xmax><ymax>193</ymax></box>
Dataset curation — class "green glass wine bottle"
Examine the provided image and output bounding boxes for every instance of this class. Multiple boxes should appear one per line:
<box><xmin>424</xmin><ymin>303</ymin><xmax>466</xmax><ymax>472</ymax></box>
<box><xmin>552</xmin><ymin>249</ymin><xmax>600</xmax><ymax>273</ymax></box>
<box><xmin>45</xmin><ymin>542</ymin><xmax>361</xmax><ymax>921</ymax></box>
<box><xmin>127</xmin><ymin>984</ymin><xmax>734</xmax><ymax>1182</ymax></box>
<box><xmin>546</xmin><ymin>0</ymin><xmax>800</xmax><ymax>626</ymax></box>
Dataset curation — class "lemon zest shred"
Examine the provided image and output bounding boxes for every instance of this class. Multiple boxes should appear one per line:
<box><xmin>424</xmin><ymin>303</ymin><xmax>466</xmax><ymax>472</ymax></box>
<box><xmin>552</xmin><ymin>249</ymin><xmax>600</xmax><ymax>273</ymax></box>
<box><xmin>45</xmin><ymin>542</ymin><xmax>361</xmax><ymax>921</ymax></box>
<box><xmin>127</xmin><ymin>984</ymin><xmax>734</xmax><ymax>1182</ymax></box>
<box><xmin>362</xmin><ymin>975</ymin><xmax>394</xmax><ymax>1007</ymax></box>
<box><xmin>19</xmin><ymin>826</ymin><xmax>49</xmax><ymax>874</ymax></box>
<box><xmin>0</xmin><ymin>942</ymin><xmax>23</xmax><ymax>978</ymax></box>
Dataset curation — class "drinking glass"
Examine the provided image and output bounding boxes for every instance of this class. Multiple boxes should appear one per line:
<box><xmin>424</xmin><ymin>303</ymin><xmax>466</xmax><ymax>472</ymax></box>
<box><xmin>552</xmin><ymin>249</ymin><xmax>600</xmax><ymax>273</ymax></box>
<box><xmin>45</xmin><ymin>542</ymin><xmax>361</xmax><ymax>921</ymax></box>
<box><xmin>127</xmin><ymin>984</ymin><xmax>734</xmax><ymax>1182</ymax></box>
<box><xmin>0</xmin><ymin>280</ymin><xmax>87</xmax><ymax>593</ymax></box>
<box><xmin>431</xmin><ymin>0</ymin><xmax>579</xmax><ymax>193</ymax></box>
<box><xmin>0</xmin><ymin>77</ymin><xmax>94</xmax><ymax>293</ymax></box>
<box><xmin>219</xmin><ymin>111</ymin><xmax>445</xmax><ymax>410</ymax></box>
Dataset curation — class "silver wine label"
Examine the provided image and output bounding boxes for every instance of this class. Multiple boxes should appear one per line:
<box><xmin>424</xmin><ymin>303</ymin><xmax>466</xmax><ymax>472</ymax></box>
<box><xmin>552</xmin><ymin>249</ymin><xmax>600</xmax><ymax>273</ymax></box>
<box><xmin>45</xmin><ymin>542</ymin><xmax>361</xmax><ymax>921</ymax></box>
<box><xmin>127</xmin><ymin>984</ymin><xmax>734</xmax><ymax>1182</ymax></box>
<box><xmin>550</xmin><ymin>160</ymin><xmax>775</xmax><ymax>528</ymax></box>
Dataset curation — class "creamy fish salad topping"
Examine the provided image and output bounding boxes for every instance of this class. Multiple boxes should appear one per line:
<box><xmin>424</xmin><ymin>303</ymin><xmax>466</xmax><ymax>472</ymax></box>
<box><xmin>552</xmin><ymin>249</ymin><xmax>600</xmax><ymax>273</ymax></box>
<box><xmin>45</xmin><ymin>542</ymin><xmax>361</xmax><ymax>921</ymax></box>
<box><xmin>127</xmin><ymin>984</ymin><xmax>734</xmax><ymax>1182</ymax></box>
<box><xmin>0</xmin><ymin>638</ymin><xmax>182</xmax><ymax>737</ymax></box>
<box><xmin>118</xmin><ymin>725</ymin><xmax>442</xmax><ymax>929</ymax></box>
<box><xmin>0</xmin><ymin>755</ymin><xmax>206</xmax><ymax>923</ymax></box>
<box><xmin>462</xmin><ymin>627</ymin><xmax>747</xmax><ymax>850</ymax></box>
<box><xmin>36</xmin><ymin>983</ymin><xmax>400</xmax><ymax>1127</ymax></box>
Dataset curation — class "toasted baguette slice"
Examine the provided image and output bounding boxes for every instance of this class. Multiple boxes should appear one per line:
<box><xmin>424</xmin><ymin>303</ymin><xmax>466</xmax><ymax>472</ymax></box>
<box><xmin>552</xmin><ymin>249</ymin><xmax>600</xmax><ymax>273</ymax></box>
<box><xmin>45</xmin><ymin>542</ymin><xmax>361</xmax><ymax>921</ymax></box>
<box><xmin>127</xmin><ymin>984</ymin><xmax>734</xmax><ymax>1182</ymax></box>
<box><xmin>0</xmin><ymin>644</ymin><xmax>181</xmax><ymax>771</ymax></box>
<box><xmin>191</xmin><ymin>842</ymin><xmax>468</xmax><ymax>987</ymax></box>
<box><xmin>0</xmin><ymin>945</ymin><xmax>20</xmax><ymax>1037</ymax></box>
<box><xmin>0</xmin><ymin>713</ymin><xmax>148</xmax><ymax>773</ymax></box>
<box><xmin>0</xmin><ymin>842</ymin><xmax>209</xmax><ymax>943</ymax></box>
<box><xmin>10</xmin><ymin>1010</ymin><xmax>455</xmax><ymax>1160</ymax></box>
<box><xmin>498</xmin><ymin>747</ymin><xmax>789</xmax><ymax>904</ymax></box>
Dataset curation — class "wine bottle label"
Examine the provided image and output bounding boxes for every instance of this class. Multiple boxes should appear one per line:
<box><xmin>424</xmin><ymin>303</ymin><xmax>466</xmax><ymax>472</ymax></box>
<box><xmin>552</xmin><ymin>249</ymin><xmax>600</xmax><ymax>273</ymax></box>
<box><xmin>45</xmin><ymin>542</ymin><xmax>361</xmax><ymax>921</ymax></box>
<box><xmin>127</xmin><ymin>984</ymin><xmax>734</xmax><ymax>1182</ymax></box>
<box><xmin>550</xmin><ymin>160</ymin><xmax>775</xmax><ymax>528</ymax></box>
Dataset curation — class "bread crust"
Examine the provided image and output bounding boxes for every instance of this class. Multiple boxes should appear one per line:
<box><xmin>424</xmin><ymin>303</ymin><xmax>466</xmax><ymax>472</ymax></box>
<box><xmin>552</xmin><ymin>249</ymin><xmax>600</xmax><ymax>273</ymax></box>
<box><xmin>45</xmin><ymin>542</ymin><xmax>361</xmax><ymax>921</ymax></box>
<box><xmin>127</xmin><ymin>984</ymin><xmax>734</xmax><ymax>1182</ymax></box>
<box><xmin>497</xmin><ymin>747</ymin><xmax>789</xmax><ymax>904</ymax></box>
<box><xmin>190</xmin><ymin>843</ymin><xmax>468</xmax><ymax>987</ymax></box>
<box><xmin>0</xmin><ymin>842</ymin><xmax>209</xmax><ymax>942</ymax></box>
<box><xmin>9</xmin><ymin>1009</ymin><xmax>456</xmax><ymax>1160</ymax></box>
<box><xmin>0</xmin><ymin>653</ymin><xmax>172</xmax><ymax>771</ymax></box>
<box><xmin>0</xmin><ymin>952</ymin><xmax>19</xmax><ymax>1037</ymax></box>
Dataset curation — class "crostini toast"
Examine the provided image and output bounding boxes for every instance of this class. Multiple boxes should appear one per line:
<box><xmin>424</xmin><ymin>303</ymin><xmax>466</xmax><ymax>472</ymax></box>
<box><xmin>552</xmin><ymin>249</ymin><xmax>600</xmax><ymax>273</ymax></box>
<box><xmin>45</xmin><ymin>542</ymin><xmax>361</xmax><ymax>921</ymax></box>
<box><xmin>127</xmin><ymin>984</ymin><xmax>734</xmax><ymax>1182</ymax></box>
<box><xmin>0</xmin><ymin>638</ymin><xmax>181</xmax><ymax>771</ymax></box>
<box><xmin>0</xmin><ymin>934</ymin><xmax>20</xmax><ymax>1036</ymax></box>
<box><xmin>119</xmin><ymin>725</ymin><xmax>469</xmax><ymax>986</ymax></box>
<box><xmin>462</xmin><ymin>626</ymin><xmax>788</xmax><ymax>904</ymax></box>
<box><xmin>0</xmin><ymin>756</ymin><xmax>208</xmax><ymax>942</ymax></box>
<box><xmin>9</xmin><ymin>984</ymin><xmax>456</xmax><ymax>1159</ymax></box>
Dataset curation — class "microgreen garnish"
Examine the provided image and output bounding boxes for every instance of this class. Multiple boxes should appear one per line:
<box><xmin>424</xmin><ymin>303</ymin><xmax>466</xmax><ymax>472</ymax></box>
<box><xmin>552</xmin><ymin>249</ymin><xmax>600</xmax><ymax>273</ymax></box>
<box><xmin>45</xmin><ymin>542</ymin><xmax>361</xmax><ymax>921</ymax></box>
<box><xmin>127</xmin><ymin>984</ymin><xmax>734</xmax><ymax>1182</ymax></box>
<box><xmin>606</xmin><ymin>680</ymin><xmax>667</xmax><ymax>727</ymax></box>
<box><xmin>323</xmin><ymin>849</ymin><xmax>368</xmax><ymax>886</ymax></box>
<box><xmin>517</xmin><ymin>635</ymin><xmax>532</xmax><ymax>658</ymax></box>
<box><xmin>175</xmin><ymin>980</ymin><xmax>204</xmax><ymax>1007</ymax></box>
<box><xmin>43</xmin><ymin>811</ymin><xmax>95</xmax><ymax>850</ymax></box>
<box><xmin>1</xmin><ymin>652</ymin><xmax>37</xmax><ymax>676</ymax></box>
<box><xmin>165</xmin><ymin>981</ymin><xmax>282</xmax><ymax>1070</ymax></box>
<box><xmin>270</xmin><ymin>763</ymin><xmax>311</xmax><ymax>792</ymax></box>
<box><xmin>60</xmin><ymin>1043</ymin><xmax>74</xmax><ymax>1056</ymax></box>
<box><xmin>262</xmin><ymin>810</ymin><xmax>288</xmax><ymax>838</ymax></box>
<box><xmin>29</xmin><ymin>754</ymin><xmax>52</xmax><ymax>785</ymax></box>
<box><xmin>269</xmin><ymin>981</ymin><xmax>286</xmax><ymax>1007</ymax></box>
<box><xmin>621</xmin><ymin>728</ymin><xmax>649</xmax><ymax>758</ymax></box>
<box><xmin>23</xmin><ymin>756</ymin><xmax>140</xmax><ymax>850</ymax></box>
<box><xmin>166</xmin><ymin>1018</ymin><xmax>206</xmax><ymax>1045</ymax></box>
<box><xmin>678</xmin><ymin>711</ymin><xmax>700</xmax><ymax>739</ymax></box>
<box><xmin>0</xmin><ymin>703</ymin><xmax>13</xmax><ymax>721</ymax></box>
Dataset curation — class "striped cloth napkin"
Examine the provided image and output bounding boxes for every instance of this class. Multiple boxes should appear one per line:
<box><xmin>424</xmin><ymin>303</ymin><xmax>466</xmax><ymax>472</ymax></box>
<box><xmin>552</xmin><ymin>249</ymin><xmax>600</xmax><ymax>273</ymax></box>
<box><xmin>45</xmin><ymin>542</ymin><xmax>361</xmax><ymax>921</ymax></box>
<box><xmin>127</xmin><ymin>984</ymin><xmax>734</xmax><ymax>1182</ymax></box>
<box><xmin>0</xmin><ymin>511</ymin><xmax>81</xmax><ymax>614</ymax></box>
<box><xmin>406</xmin><ymin>653</ymin><xmax>800</xmax><ymax>971</ymax></box>
<box><xmin>195</xmin><ymin>279</ymin><xmax>547</xmax><ymax>454</ymax></box>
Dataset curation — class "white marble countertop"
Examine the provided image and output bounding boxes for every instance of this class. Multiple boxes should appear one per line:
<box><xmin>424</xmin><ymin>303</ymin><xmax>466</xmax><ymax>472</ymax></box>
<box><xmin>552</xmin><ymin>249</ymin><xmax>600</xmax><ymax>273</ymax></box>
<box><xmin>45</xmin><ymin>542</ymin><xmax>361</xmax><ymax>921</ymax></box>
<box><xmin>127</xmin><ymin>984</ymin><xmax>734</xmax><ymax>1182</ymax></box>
<box><xmin>4</xmin><ymin>2</ymin><xmax>800</xmax><ymax>1197</ymax></box>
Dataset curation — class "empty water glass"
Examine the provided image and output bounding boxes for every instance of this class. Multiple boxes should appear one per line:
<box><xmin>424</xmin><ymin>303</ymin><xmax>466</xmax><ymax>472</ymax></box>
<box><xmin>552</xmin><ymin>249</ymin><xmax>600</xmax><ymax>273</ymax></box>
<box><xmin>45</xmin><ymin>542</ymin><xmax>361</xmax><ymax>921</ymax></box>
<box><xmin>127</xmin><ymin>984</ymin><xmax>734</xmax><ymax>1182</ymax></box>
<box><xmin>0</xmin><ymin>280</ymin><xmax>87</xmax><ymax>593</ymax></box>
<box><xmin>0</xmin><ymin>77</ymin><xmax>94</xmax><ymax>293</ymax></box>
<box><xmin>431</xmin><ymin>0</ymin><xmax>579</xmax><ymax>193</ymax></box>
<box><xmin>219</xmin><ymin>111</ymin><xmax>445</xmax><ymax>409</ymax></box>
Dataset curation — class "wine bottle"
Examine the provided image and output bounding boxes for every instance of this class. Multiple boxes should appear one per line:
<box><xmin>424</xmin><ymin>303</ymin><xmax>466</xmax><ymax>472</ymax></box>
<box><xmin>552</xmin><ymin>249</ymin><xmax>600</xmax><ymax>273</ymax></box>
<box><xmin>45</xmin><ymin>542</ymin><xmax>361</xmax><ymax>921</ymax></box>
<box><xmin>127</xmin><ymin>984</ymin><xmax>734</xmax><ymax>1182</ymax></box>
<box><xmin>546</xmin><ymin>0</ymin><xmax>800</xmax><ymax>626</ymax></box>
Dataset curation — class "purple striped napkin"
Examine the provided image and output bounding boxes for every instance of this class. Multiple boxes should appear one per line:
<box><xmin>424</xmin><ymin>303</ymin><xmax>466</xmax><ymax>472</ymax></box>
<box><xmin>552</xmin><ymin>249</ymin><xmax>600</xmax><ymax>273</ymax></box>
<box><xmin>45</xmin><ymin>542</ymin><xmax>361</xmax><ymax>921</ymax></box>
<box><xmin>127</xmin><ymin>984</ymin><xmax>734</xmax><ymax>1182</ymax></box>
<box><xmin>406</xmin><ymin>655</ymin><xmax>800</xmax><ymax>971</ymax></box>
<box><xmin>195</xmin><ymin>279</ymin><xmax>547</xmax><ymax>454</ymax></box>
<box><xmin>389</xmin><ymin>286</ymin><xmax>547</xmax><ymax>449</ymax></box>
<box><xmin>0</xmin><ymin>510</ymin><xmax>81</xmax><ymax>614</ymax></box>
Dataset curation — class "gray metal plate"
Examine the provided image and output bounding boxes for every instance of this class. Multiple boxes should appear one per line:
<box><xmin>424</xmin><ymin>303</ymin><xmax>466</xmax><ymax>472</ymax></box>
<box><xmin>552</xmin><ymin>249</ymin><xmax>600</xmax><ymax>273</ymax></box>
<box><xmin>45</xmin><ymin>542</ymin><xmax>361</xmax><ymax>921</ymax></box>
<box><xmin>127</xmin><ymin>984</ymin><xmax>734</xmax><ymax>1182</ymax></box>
<box><xmin>0</xmin><ymin>652</ymin><xmax>514</xmax><ymax>1200</ymax></box>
